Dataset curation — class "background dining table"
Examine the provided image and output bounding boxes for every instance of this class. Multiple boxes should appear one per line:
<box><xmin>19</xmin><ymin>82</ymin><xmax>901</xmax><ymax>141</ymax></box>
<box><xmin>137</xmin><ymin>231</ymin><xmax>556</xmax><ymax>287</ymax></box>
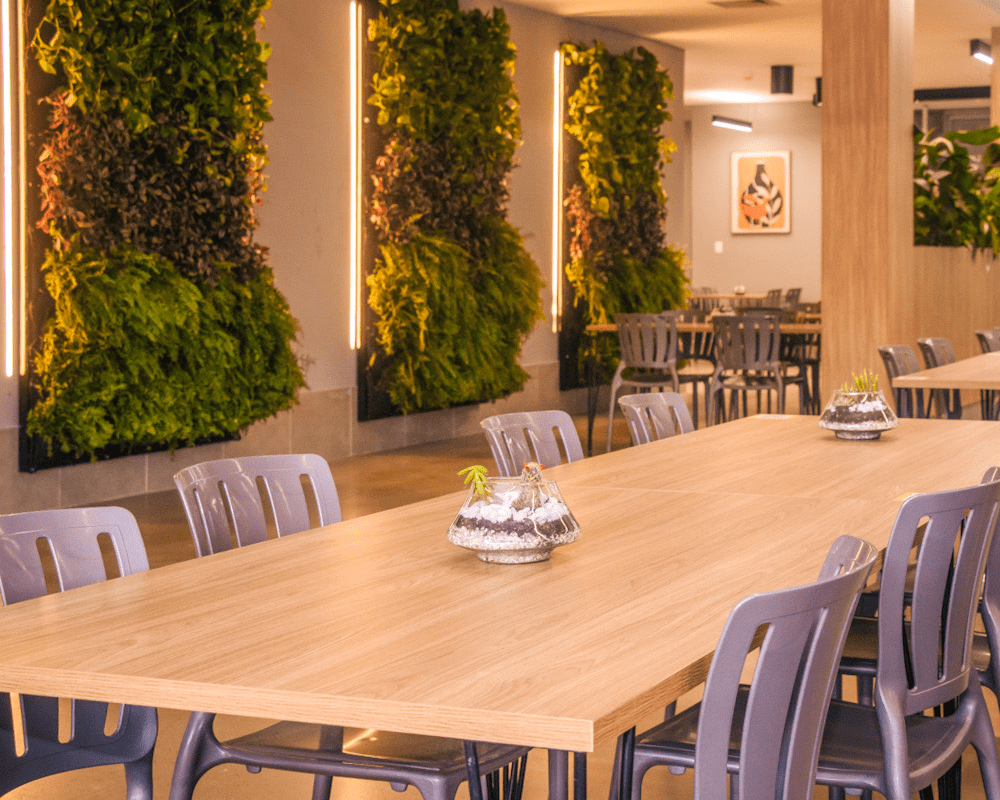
<box><xmin>0</xmin><ymin>416</ymin><xmax>993</xmax><ymax>800</ymax></box>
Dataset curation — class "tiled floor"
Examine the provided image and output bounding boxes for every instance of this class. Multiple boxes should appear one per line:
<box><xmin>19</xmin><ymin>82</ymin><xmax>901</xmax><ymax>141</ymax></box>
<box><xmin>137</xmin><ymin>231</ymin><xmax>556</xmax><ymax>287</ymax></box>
<box><xmin>6</xmin><ymin>392</ymin><xmax>999</xmax><ymax>799</ymax></box>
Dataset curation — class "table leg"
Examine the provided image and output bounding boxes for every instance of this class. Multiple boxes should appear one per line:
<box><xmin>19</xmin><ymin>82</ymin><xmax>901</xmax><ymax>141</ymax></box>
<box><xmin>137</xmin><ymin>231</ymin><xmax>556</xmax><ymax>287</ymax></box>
<box><xmin>574</xmin><ymin>751</ymin><xmax>588</xmax><ymax>800</ymax></box>
<box><xmin>548</xmin><ymin>750</ymin><xmax>569</xmax><ymax>800</ymax></box>
<box><xmin>464</xmin><ymin>741</ymin><xmax>484</xmax><ymax>800</ymax></box>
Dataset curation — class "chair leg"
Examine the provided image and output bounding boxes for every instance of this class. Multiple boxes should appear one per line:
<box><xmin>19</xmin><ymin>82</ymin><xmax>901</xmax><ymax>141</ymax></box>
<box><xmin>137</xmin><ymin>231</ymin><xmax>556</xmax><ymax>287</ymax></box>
<box><xmin>124</xmin><ymin>750</ymin><xmax>156</xmax><ymax>800</ymax></box>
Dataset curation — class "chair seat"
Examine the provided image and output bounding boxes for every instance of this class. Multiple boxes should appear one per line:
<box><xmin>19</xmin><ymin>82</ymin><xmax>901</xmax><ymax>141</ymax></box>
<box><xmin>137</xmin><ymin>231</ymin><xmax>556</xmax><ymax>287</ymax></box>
<box><xmin>225</xmin><ymin>721</ymin><xmax>530</xmax><ymax>777</ymax></box>
<box><xmin>816</xmin><ymin>696</ymin><xmax>985</xmax><ymax>794</ymax></box>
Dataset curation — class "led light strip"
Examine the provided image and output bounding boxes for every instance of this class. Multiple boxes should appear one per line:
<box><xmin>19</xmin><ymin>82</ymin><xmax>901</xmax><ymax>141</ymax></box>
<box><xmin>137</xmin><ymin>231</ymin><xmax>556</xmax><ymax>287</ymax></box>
<box><xmin>2</xmin><ymin>0</ymin><xmax>15</xmax><ymax>377</ymax></box>
<box><xmin>349</xmin><ymin>1</ymin><xmax>362</xmax><ymax>350</ymax></box>
<box><xmin>550</xmin><ymin>49</ymin><xmax>563</xmax><ymax>334</ymax></box>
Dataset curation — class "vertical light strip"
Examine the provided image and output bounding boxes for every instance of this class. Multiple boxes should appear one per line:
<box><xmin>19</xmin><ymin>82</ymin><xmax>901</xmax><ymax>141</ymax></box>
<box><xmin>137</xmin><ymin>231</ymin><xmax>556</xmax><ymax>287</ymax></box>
<box><xmin>16</xmin><ymin>0</ymin><xmax>23</xmax><ymax>374</ymax></box>
<box><xmin>550</xmin><ymin>49</ymin><xmax>563</xmax><ymax>334</ymax></box>
<box><xmin>348</xmin><ymin>1</ymin><xmax>362</xmax><ymax>349</ymax></box>
<box><xmin>2</xmin><ymin>0</ymin><xmax>15</xmax><ymax>376</ymax></box>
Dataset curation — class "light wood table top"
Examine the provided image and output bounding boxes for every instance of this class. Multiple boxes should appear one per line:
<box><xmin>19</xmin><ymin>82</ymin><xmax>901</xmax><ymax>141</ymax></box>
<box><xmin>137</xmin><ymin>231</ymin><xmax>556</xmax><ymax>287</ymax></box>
<box><xmin>891</xmin><ymin>351</ymin><xmax>1000</xmax><ymax>391</ymax></box>
<box><xmin>0</xmin><ymin>417</ymin><xmax>992</xmax><ymax>755</ymax></box>
<box><xmin>586</xmin><ymin>320</ymin><xmax>822</xmax><ymax>336</ymax></box>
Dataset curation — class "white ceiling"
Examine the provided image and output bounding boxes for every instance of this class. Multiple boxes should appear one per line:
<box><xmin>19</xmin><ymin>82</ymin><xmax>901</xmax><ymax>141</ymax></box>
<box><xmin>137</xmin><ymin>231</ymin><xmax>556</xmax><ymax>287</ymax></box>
<box><xmin>511</xmin><ymin>0</ymin><xmax>1000</xmax><ymax>105</ymax></box>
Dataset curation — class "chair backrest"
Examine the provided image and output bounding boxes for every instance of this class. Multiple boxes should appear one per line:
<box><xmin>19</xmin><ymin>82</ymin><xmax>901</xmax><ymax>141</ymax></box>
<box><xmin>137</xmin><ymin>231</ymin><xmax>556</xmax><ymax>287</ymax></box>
<box><xmin>618</xmin><ymin>392</ymin><xmax>694</xmax><ymax>445</ymax></box>
<box><xmin>712</xmin><ymin>314</ymin><xmax>781</xmax><ymax>372</ymax></box>
<box><xmin>480</xmin><ymin>411</ymin><xmax>585</xmax><ymax>478</ymax></box>
<box><xmin>764</xmin><ymin>288</ymin><xmax>783</xmax><ymax>306</ymax></box>
<box><xmin>878</xmin><ymin>344</ymin><xmax>926</xmax><ymax>418</ymax></box>
<box><xmin>173</xmin><ymin>454</ymin><xmax>343</xmax><ymax>556</ymax></box>
<box><xmin>783</xmin><ymin>287</ymin><xmax>802</xmax><ymax>311</ymax></box>
<box><xmin>694</xmin><ymin>535</ymin><xmax>878</xmax><ymax>800</ymax></box>
<box><xmin>876</xmin><ymin>478</ymin><xmax>1000</xmax><ymax>716</ymax></box>
<box><xmin>917</xmin><ymin>336</ymin><xmax>957</xmax><ymax>368</ymax></box>
<box><xmin>976</xmin><ymin>329</ymin><xmax>1000</xmax><ymax>354</ymax></box>
<box><xmin>0</xmin><ymin>507</ymin><xmax>157</xmax><ymax>794</ymax></box>
<box><xmin>615</xmin><ymin>313</ymin><xmax>678</xmax><ymax>372</ymax></box>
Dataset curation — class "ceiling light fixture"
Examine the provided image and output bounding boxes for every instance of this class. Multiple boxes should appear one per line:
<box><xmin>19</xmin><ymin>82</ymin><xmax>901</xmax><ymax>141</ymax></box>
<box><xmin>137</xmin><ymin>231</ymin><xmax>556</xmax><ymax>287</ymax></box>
<box><xmin>771</xmin><ymin>65</ymin><xmax>793</xmax><ymax>94</ymax></box>
<box><xmin>971</xmin><ymin>39</ymin><xmax>993</xmax><ymax>65</ymax></box>
<box><xmin>711</xmin><ymin>115</ymin><xmax>752</xmax><ymax>133</ymax></box>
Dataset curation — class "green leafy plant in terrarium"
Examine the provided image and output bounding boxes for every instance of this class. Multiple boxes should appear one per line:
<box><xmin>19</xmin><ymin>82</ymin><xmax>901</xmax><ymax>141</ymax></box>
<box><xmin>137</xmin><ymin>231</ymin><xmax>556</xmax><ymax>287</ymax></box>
<box><xmin>459</xmin><ymin>464</ymin><xmax>492</xmax><ymax>500</ymax></box>
<box><xmin>840</xmin><ymin>369</ymin><xmax>879</xmax><ymax>394</ymax></box>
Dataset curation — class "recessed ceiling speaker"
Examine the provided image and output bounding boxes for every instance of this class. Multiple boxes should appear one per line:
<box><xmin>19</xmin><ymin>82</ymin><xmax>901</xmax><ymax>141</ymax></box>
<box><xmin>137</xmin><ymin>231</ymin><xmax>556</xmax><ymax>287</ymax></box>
<box><xmin>771</xmin><ymin>65</ymin><xmax>793</xmax><ymax>94</ymax></box>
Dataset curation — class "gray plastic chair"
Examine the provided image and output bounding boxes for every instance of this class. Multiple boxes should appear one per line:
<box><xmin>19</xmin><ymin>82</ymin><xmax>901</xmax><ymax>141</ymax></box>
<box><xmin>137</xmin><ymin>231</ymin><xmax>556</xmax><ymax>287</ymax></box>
<box><xmin>917</xmin><ymin>336</ymin><xmax>962</xmax><ymax>419</ymax></box>
<box><xmin>674</xmin><ymin>309</ymin><xmax>715</xmax><ymax>429</ymax></box>
<box><xmin>617</xmin><ymin>392</ymin><xmax>694</xmax><ymax>446</ymax></box>
<box><xmin>171</xmin><ymin>454</ymin><xmax>531</xmax><ymax>800</ymax></box>
<box><xmin>173</xmin><ymin>453</ymin><xmax>343</xmax><ymax>556</ymax></box>
<box><xmin>0</xmin><ymin>507</ymin><xmax>157</xmax><ymax>799</ymax></box>
<box><xmin>623</xmin><ymin>535</ymin><xmax>877</xmax><ymax>800</ymax></box>
<box><xmin>815</xmin><ymin>478</ymin><xmax>1000</xmax><ymax>800</ymax></box>
<box><xmin>606</xmin><ymin>313</ymin><xmax>680</xmax><ymax>453</ymax></box>
<box><xmin>973</xmin><ymin>466</ymin><xmax>1000</xmax><ymax>701</ymax></box>
<box><xmin>708</xmin><ymin>314</ymin><xmax>794</xmax><ymax>423</ymax></box>
<box><xmin>480</xmin><ymin>410</ymin><xmax>585</xmax><ymax>477</ymax></box>
<box><xmin>976</xmin><ymin>329</ymin><xmax>1000</xmax><ymax>419</ymax></box>
<box><xmin>878</xmin><ymin>344</ymin><xmax>927</xmax><ymax>419</ymax></box>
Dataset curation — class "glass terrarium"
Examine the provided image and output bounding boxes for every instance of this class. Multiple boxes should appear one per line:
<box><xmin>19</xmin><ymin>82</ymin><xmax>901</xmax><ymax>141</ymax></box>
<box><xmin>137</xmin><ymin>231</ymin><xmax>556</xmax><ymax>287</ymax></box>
<box><xmin>447</xmin><ymin>464</ymin><xmax>581</xmax><ymax>564</ymax></box>
<box><xmin>818</xmin><ymin>388</ymin><xmax>898</xmax><ymax>440</ymax></box>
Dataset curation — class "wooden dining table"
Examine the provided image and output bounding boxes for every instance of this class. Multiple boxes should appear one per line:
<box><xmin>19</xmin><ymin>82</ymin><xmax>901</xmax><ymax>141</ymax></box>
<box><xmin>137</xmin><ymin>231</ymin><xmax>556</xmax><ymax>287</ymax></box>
<box><xmin>891</xmin><ymin>351</ymin><xmax>1000</xmax><ymax>391</ymax></box>
<box><xmin>0</xmin><ymin>416</ymin><xmax>995</xmax><ymax>800</ymax></box>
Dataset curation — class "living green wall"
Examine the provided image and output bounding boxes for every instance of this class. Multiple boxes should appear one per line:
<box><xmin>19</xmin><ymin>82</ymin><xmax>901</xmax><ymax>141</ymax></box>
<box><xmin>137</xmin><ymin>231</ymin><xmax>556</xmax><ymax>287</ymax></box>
<box><xmin>24</xmin><ymin>0</ymin><xmax>304</xmax><ymax>463</ymax></box>
<box><xmin>559</xmin><ymin>41</ymin><xmax>688</xmax><ymax>386</ymax></box>
<box><xmin>362</xmin><ymin>0</ymin><xmax>543</xmax><ymax>417</ymax></box>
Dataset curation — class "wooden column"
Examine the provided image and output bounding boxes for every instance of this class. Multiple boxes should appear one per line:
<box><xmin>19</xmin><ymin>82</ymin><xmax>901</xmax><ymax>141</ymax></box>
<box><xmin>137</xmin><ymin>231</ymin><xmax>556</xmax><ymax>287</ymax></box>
<box><xmin>821</xmin><ymin>0</ymin><xmax>914</xmax><ymax>398</ymax></box>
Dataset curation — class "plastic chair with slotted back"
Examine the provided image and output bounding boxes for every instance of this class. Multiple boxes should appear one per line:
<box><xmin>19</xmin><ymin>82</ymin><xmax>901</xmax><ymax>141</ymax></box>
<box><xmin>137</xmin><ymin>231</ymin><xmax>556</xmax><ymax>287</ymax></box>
<box><xmin>877</xmin><ymin>344</ymin><xmax>927</xmax><ymax>419</ymax></box>
<box><xmin>0</xmin><ymin>507</ymin><xmax>158</xmax><ymax>800</ymax></box>
<box><xmin>917</xmin><ymin>336</ymin><xmax>962</xmax><ymax>419</ymax></box>
<box><xmin>617</xmin><ymin>392</ymin><xmax>693</xmax><ymax>446</ymax></box>
<box><xmin>619</xmin><ymin>535</ymin><xmax>877</xmax><ymax>800</ymax></box>
<box><xmin>708</xmin><ymin>313</ymin><xmax>799</xmax><ymax>423</ymax></box>
<box><xmin>605</xmin><ymin>313</ymin><xmax>680</xmax><ymax>453</ymax></box>
<box><xmin>976</xmin><ymin>328</ymin><xmax>1000</xmax><ymax>419</ymax></box>
<box><xmin>480</xmin><ymin>410</ymin><xmax>585</xmax><ymax>477</ymax></box>
<box><xmin>674</xmin><ymin>308</ymin><xmax>716</xmax><ymax>429</ymax></box>
<box><xmin>171</xmin><ymin>454</ymin><xmax>531</xmax><ymax>800</ymax></box>
<box><xmin>813</xmin><ymin>477</ymin><xmax>1000</xmax><ymax>800</ymax></box>
<box><xmin>173</xmin><ymin>453</ymin><xmax>343</xmax><ymax>556</ymax></box>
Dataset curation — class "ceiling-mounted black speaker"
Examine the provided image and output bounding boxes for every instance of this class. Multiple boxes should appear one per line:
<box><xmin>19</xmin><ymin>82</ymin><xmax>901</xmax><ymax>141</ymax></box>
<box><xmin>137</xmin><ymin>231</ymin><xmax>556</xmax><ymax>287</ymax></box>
<box><xmin>771</xmin><ymin>65</ymin><xmax>793</xmax><ymax>94</ymax></box>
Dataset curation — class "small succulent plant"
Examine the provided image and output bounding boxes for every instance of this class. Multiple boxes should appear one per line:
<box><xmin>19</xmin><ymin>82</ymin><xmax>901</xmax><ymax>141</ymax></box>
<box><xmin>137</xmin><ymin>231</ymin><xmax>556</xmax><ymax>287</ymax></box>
<box><xmin>459</xmin><ymin>464</ymin><xmax>492</xmax><ymax>500</ymax></box>
<box><xmin>841</xmin><ymin>369</ymin><xmax>879</xmax><ymax>393</ymax></box>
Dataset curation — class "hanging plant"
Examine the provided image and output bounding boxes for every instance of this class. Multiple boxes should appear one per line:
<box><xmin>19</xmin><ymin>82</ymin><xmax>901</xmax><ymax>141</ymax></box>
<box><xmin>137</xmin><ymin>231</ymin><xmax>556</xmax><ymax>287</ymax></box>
<box><xmin>561</xmin><ymin>41</ymin><xmax>688</xmax><ymax>326</ymax></box>
<box><xmin>365</xmin><ymin>0</ymin><xmax>542</xmax><ymax>414</ymax></box>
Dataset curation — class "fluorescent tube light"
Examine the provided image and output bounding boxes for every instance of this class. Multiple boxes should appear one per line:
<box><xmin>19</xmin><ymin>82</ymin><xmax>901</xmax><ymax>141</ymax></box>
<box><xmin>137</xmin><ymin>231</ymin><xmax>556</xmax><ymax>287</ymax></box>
<box><xmin>711</xmin><ymin>115</ymin><xmax>753</xmax><ymax>133</ymax></box>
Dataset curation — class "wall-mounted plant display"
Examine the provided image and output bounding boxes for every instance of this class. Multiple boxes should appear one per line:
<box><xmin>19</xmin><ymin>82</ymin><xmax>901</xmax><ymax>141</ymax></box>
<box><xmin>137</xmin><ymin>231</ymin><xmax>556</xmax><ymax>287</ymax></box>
<box><xmin>24</xmin><ymin>0</ymin><xmax>302</xmax><ymax>464</ymax></box>
<box><xmin>364</xmin><ymin>0</ymin><xmax>543</xmax><ymax>417</ymax></box>
<box><xmin>914</xmin><ymin>126</ymin><xmax>1000</xmax><ymax>256</ymax></box>
<box><xmin>559</xmin><ymin>41</ymin><xmax>688</xmax><ymax>387</ymax></box>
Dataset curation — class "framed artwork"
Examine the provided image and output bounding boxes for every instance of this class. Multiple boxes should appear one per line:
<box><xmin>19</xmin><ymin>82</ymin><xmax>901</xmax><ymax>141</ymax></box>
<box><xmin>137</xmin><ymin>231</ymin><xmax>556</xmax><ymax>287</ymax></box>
<box><xmin>731</xmin><ymin>151</ymin><xmax>790</xmax><ymax>234</ymax></box>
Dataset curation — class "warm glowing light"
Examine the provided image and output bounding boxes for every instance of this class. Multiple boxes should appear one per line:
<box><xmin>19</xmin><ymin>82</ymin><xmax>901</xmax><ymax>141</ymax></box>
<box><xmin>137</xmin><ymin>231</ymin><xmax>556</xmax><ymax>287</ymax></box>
<box><xmin>550</xmin><ymin>49</ymin><xmax>563</xmax><ymax>334</ymax></box>
<box><xmin>349</xmin><ymin>1</ymin><xmax>362</xmax><ymax>350</ymax></box>
<box><xmin>971</xmin><ymin>39</ymin><xmax>994</xmax><ymax>65</ymax></box>
<box><xmin>711</xmin><ymin>115</ymin><xmax>753</xmax><ymax>133</ymax></box>
<box><xmin>2</xmin><ymin>0</ymin><xmax>15</xmax><ymax>377</ymax></box>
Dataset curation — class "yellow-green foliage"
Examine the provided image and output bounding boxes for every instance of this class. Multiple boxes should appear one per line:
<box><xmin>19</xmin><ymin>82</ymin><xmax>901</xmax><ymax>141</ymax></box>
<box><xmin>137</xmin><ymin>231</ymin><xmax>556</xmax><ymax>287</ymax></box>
<box><xmin>368</xmin><ymin>224</ymin><xmax>542</xmax><ymax>413</ymax></box>
<box><xmin>28</xmin><ymin>246</ymin><xmax>304</xmax><ymax>459</ymax></box>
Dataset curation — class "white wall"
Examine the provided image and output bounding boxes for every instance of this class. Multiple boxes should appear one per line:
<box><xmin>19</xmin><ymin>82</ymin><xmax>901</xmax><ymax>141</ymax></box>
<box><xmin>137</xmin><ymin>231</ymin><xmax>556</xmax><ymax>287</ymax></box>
<box><xmin>688</xmin><ymin>101</ymin><xmax>822</xmax><ymax>302</ymax></box>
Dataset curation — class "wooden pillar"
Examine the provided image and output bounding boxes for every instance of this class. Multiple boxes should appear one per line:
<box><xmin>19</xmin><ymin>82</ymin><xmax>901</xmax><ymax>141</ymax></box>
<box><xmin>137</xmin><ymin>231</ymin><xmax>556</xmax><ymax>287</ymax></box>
<box><xmin>821</xmin><ymin>0</ymin><xmax>914</xmax><ymax>399</ymax></box>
